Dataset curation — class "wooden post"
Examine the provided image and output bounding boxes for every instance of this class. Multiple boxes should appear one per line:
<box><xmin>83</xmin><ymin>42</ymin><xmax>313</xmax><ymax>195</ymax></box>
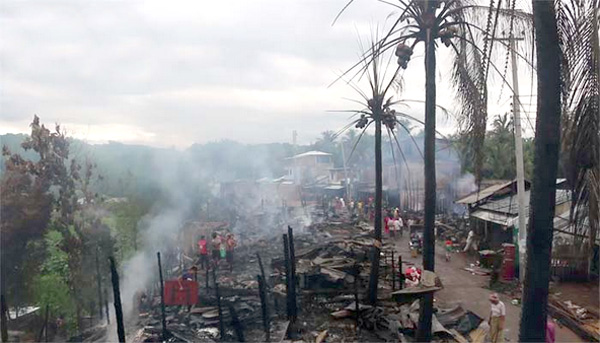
<box><xmin>95</xmin><ymin>248</ymin><xmax>103</xmax><ymax>320</ymax></box>
<box><xmin>282</xmin><ymin>234</ymin><xmax>291</xmax><ymax>320</ymax></box>
<box><xmin>228</xmin><ymin>304</ymin><xmax>245</xmax><ymax>342</ymax></box>
<box><xmin>103</xmin><ymin>288</ymin><xmax>110</xmax><ymax>324</ymax></box>
<box><xmin>37</xmin><ymin>304</ymin><xmax>49</xmax><ymax>342</ymax></box>
<box><xmin>287</xmin><ymin>226</ymin><xmax>297</xmax><ymax>320</ymax></box>
<box><xmin>109</xmin><ymin>257</ymin><xmax>125</xmax><ymax>343</ymax></box>
<box><xmin>391</xmin><ymin>250</ymin><xmax>396</xmax><ymax>291</ymax></box>
<box><xmin>353</xmin><ymin>263</ymin><xmax>360</xmax><ymax>333</ymax></box>
<box><xmin>1</xmin><ymin>294</ymin><xmax>8</xmax><ymax>343</ymax></box>
<box><xmin>398</xmin><ymin>255</ymin><xmax>404</xmax><ymax>290</ymax></box>
<box><xmin>156</xmin><ymin>252</ymin><xmax>168</xmax><ymax>341</ymax></box>
<box><xmin>257</xmin><ymin>275</ymin><xmax>270</xmax><ymax>342</ymax></box>
<box><xmin>205</xmin><ymin>267</ymin><xmax>210</xmax><ymax>292</ymax></box>
<box><xmin>215</xmin><ymin>281</ymin><xmax>224</xmax><ymax>340</ymax></box>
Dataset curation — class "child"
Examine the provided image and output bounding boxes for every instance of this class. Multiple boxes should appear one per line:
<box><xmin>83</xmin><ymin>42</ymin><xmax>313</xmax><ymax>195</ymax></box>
<box><xmin>445</xmin><ymin>239</ymin><xmax>453</xmax><ymax>261</ymax></box>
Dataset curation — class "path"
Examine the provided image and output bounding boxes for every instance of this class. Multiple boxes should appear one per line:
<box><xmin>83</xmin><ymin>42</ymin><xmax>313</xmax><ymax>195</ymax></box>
<box><xmin>390</xmin><ymin>233</ymin><xmax>583</xmax><ymax>342</ymax></box>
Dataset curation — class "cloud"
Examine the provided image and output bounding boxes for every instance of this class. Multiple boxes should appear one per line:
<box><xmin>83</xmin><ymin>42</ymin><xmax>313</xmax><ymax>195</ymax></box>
<box><xmin>0</xmin><ymin>0</ymin><xmax>535</xmax><ymax>147</ymax></box>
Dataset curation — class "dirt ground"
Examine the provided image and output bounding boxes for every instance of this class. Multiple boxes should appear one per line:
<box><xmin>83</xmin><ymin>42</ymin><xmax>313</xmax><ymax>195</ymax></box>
<box><xmin>389</xmin><ymin>233</ymin><xmax>587</xmax><ymax>343</ymax></box>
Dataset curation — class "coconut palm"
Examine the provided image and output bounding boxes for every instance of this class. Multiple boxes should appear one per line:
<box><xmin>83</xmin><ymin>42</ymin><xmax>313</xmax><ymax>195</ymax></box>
<box><xmin>334</xmin><ymin>1</ymin><xmax>534</xmax><ymax>339</ymax></box>
<box><xmin>518</xmin><ymin>1</ymin><xmax>563</xmax><ymax>341</ymax></box>
<box><xmin>331</xmin><ymin>38</ymin><xmax>435</xmax><ymax>306</ymax></box>
<box><xmin>557</xmin><ymin>0</ymin><xmax>599</xmax><ymax>274</ymax></box>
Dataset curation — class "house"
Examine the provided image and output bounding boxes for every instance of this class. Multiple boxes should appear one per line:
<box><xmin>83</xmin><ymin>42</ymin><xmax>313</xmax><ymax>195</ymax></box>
<box><xmin>457</xmin><ymin>179</ymin><xmax>598</xmax><ymax>279</ymax></box>
<box><xmin>284</xmin><ymin>151</ymin><xmax>334</xmax><ymax>185</ymax></box>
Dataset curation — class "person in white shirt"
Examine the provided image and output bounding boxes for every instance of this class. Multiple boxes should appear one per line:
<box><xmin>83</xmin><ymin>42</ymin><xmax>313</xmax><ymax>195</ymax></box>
<box><xmin>394</xmin><ymin>217</ymin><xmax>403</xmax><ymax>237</ymax></box>
<box><xmin>463</xmin><ymin>229</ymin><xmax>475</xmax><ymax>252</ymax></box>
<box><xmin>488</xmin><ymin>293</ymin><xmax>506</xmax><ymax>343</ymax></box>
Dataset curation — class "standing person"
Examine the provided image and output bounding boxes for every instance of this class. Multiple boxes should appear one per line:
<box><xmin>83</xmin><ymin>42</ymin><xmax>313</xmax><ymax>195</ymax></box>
<box><xmin>445</xmin><ymin>239</ymin><xmax>453</xmax><ymax>261</ymax></box>
<box><xmin>197</xmin><ymin>235</ymin><xmax>209</xmax><ymax>270</ymax></box>
<box><xmin>225</xmin><ymin>233</ymin><xmax>237</xmax><ymax>272</ymax></box>
<box><xmin>384</xmin><ymin>211</ymin><xmax>392</xmax><ymax>236</ymax></box>
<box><xmin>394</xmin><ymin>216</ymin><xmax>403</xmax><ymax>238</ymax></box>
<box><xmin>396</xmin><ymin>216</ymin><xmax>404</xmax><ymax>237</ymax></box>
<box><xmin>211</xmin><ymin>232</ymin><xmax>221</xmax><ymax>267</ymax></box>
<box><xmin>488</xmin><ymin>293</ymin><xmax>506</xmax><ymax>343</ymax></box>
<box><xmin>357</xmin><ymin>201</ymin><xmax>363</xmax><ymax>218</ymax></box>
<box><xmin>463</xmin><ymin>229</ymin><xmax>475</xmax><ymax>252</ymax></box>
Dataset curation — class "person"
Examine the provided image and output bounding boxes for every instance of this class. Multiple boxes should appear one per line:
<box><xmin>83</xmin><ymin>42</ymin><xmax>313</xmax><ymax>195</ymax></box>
<box><xmin>225</xmin><ymin>233</ymin><xmax>237</xmax><ymax>272</ymax></box>
<box><xmin>395</xmin><ymin>216</ymin><xmax>404</xmax><ymax>237</ymax></box>
<box><xmin>546</xmin><ymin>315</ymin><xmax>556</xmax><ymax>343</ymax></box>
<box><xmin>357</xmin><ymin>201</ymin><xmax>363</xmax><ymax>218</ymax></box>
<box><xmin>393</xmin><ymin>207</ymin><xmax>399</xmax><ymax>219</ymax></box>
<box><xmin>197</xmin><ymin>235</ymin><xmax>209</xmax><ymax>270</ymax></box>
<box><xmin>181</xmin><ymin>266</ymin><xmax>198</xmax><ymax>281</ymax></box>
<box><xmin>463</xmin><ymin>229</ymin><xmax>475</xmax><ymax>252</ymax></box>
<box><xmin>211</xmin><ymin>232</ymin><xmax>222</xmax><ymax>266</ymax></box>
<box><xmin>445</xmin><ymin>239</ymin><xmax>453</xmax><ymax>261</ymax></box>
<box><xmin>384</xmin><ymin>212</ymin><xmax>392</xmax><ymax>236</ymax></box>
<box><xmin>488</xmin><ymin>293</ymin><xmax>505</xmax><ymax>343</ymax></box>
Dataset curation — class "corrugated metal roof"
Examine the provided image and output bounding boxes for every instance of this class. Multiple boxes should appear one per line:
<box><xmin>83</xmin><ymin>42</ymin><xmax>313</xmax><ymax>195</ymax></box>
<box><xmin>471</xmin><ymin>209</ymin><xmax>512</xmax><ymax>226</ymax></box>
<box><xmin>455</xmin><ymin>181</ymin><xmax>514</xmax><ymax>204</ymax></box>
<box><xmin>287</xmin><ymin>150</ymin><xmax>332</xmax><ymax>159</ymax></box>
<box><xmin>479</xmin><ymin>189</ymin><xmax>570</xmax><ymax>215</ymax></box>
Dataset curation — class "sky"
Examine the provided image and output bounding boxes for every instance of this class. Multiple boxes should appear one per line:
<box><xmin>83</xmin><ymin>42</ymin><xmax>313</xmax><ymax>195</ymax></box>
<box><xmin>0</xmin><ymin>0</ymin><xmax>537</xmax><ymax>148</ymax></box>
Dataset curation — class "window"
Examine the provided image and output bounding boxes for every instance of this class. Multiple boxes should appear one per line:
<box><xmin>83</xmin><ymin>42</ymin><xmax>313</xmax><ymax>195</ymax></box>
<box><xmin>316</xmin><ymin>155</ymin><xmax>330</xmax><ymax>164</ymax></box>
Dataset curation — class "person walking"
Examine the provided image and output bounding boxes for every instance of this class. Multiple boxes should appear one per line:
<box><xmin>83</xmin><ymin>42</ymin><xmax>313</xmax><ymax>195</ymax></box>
<box><xmin>395</xmin><ymin>216</ymin><xmax>404</xmax><ymax>237</ymax></box>
<box><xmin>197</xmin><ymin>235</ymin><xmax>209</xmax><ymax>270</ymax></box>
<box><xmin>488</xmin><ymin>293</ymin><xmax>505</xmax><ymax>343</ymax></box>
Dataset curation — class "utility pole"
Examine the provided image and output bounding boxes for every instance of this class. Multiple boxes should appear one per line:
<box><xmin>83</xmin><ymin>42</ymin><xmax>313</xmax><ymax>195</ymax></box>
<box><xmin>494</xmin><ymin>32</ymin><xmax>527</xmax><ymax>282</ymax></box>
<box><xmin>341</xmin><ymin>142</ymin><xmax>350</xmax><ymax>201</ymax></box>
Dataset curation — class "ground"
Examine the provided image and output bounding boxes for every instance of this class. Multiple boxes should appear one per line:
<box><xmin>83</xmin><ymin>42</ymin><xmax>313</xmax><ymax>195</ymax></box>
<box><xmin>389</xmin><ymin>232</ymin><xmax>587</xmax><ymax>342</ymax></box>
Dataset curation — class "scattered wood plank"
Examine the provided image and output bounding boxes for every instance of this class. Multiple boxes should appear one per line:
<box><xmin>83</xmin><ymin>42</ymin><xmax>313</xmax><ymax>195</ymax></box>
<box><xmin>315</xmin><ymin>330</ymin><xmax>328</xmax><ymax>343</ymax></box>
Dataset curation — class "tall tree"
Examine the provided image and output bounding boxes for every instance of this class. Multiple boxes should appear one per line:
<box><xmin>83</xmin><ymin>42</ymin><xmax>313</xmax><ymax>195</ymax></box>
<box><xmin>334</xmin><ymin>1</ymin><xmax>532</xmax><ymax>340</ymax></box>
<box><xmin>519</xmin><ymin>0</ymin><xmax>562</xmax><ymax>341</ymax></box>
<box><xmin>557</xmin><ymin>0</ymin><xmax>599</xmax><ymax>273</ymax></box>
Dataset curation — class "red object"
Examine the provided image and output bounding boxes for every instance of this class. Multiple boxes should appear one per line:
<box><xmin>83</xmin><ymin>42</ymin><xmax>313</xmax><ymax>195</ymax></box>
<box><xmin>164</xmin><ymin>280</ymin><xmax>198</xmax><ymax>306</ymax></box>
<box><xmin>198</xmin><ymin>239</ymin><xmax>208</xmax><ymax>255</ymax></box>
<box><xmin>501</xmin><ymin>243</ymin><xmax>515</xmax><ymax>281</ymax></box>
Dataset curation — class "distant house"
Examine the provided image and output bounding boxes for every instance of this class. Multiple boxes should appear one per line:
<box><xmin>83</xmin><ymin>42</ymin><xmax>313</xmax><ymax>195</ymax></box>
<box><xmin>284</xmin><ymin>151</ymin><xmax>333</xmax><ymax>185</ymax></box>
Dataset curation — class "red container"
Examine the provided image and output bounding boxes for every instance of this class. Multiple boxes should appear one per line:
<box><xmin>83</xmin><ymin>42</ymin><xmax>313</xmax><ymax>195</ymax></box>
<box><xmin>164</xmin><ymin>279</ymin><xmax>198</xmax><ymax>306</ymax></box>
<box><xmin>501</xmin><ymin>243</ymin><xmax>516</xmax><ymax>281</ymax></box>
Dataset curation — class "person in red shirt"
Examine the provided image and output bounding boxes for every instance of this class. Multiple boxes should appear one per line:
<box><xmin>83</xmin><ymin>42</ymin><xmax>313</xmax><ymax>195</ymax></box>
<box><xmin>445</xmin><ymin>239</ymin><xmax>453</xmax><ymax>261</ymax></box>
<box><xmin>197</xmin><ymin>235</ymin><xmax>208</xmax><ymax>270</ymax></box>
<box><xmin>384</xmin><ymin>211</ymin><xmax>392</xmax><ymax>236</ymax></box>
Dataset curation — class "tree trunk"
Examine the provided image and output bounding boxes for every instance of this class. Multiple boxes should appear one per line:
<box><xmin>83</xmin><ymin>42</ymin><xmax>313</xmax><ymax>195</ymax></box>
<box><xmin>519</xmin><ymin>1</ymin><xmax>561</xmax><ymax>341</ymax></box>
<box><xmin>368</xmin><ymin>113</ymin><xmax>383</xmax><ymax>305</ymax></box>
<box><xmin>416</xmin><ymin>23</ymin><xmax>437</xmax><ymax>343</ymax></box>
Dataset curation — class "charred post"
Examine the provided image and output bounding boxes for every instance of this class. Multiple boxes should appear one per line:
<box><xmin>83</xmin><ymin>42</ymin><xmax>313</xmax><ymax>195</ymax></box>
<box><xmin>228</xmin><ymin>304</ymin><xmax>245</xmax><ymax>342</ymax></box>
<box><xmin>109</xmin><ymin>257</ymin><xmax>125</xmax><ymax>343</ymax></box>
<box><xmin>156</xmin><ymin>252</ymin><xmax>168</xmax><ymax>341</ymax></box>
<box><xmin>398</xmin><ymin>255</ymin><xmax>404</xmax><ymax>290</ymax></box>
<box><xmin>287</xmin><ymin>226</ymin><xmax>297</xmax><ymax>320</ymax></box>
<box><xmin>215</xmin><ymin>281</ymin><xmax>225</xmax><ymax>340</ymax></box>
<box><xmin>391</xmin><ymin>250</ymin><xmax>396</xmax><ymax>291</ymax></box>
<box><xmin>282</xmin><ymin>234</ymin><xmax>291</xmax><ymax>320</ymax></box>
<box><xmin>1</xmin><ymin>294</ymin><xmax>8</xmax><ymax>343</ymax></box>
<box><xmin>257</xmin><ymin>274</ymin><xmax>270</xmax><ymax>342</ymax></box>
<box><xmin>353</xmin><ymin>263</ymin><xmax>360</xmax><ymax>333</ymax></box>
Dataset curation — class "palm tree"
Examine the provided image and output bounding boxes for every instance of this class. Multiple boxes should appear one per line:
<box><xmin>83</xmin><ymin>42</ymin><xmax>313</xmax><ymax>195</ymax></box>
<box><xmin>557</xmin><ymin>0</ymin><xmax>599</xmax><ymax>275</ymax></box>
<box><xmin>518</xmin><ymin>0</ymin><xmax>562</xmax><ymax>341</ymax></box>
<box><xmin>335</xmin><ymin>1</ymin><xmax>531</xmax><ymax>339</ymax></box>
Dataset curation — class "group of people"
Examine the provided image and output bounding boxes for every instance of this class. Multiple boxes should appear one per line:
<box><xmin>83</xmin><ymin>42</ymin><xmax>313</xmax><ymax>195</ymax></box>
<box><xmin>384</xmin><ymin>208</ymin><xmax>411</xmax><ymax>239</ymax></box>
<box><xmin>196</xmin><ymin>232</ymin><xmax>237</xmax><ymax>272</ymax></box>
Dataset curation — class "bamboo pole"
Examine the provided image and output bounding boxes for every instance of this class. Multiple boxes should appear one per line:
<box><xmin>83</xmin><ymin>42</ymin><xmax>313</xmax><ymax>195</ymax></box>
<box><xmin>257</xmin><ymin>275</ymin><xmax>270</xmax><ymax>342</ymax></box>
<box><xmin>109</xmin><ymin>257</ymin><xmax>125</xmax><ymax>343</ymax></box>
<box><xmin>287</xmin><ymin>226</ymin><xmax>297</xmax><ymax>320</ymax></box>
<box><xmin>215</xmin><ymin>281</ymin><xmax>224</xmax><ymax>340</ymax></box>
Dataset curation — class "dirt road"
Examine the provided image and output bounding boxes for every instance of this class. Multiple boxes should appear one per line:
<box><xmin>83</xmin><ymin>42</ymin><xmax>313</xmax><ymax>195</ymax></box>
<box><xmin>390</xmin><ymin>233</ymin><xmax>583</xmax><ymax>342</ymax></box>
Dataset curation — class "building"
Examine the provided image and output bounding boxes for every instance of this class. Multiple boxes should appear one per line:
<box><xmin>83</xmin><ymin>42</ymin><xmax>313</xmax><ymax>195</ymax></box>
<box><xmin>284</xmin><ymin>151</ymin><xmax>334</xmax><ymax>185</ymax></box>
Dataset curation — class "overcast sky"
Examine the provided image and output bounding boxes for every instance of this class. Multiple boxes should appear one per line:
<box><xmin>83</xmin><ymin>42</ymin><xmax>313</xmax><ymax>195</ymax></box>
<box><xmin>0</xmin><ymin>0</ymin><xmax>536</xmax><ymax>148</ymax></box>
